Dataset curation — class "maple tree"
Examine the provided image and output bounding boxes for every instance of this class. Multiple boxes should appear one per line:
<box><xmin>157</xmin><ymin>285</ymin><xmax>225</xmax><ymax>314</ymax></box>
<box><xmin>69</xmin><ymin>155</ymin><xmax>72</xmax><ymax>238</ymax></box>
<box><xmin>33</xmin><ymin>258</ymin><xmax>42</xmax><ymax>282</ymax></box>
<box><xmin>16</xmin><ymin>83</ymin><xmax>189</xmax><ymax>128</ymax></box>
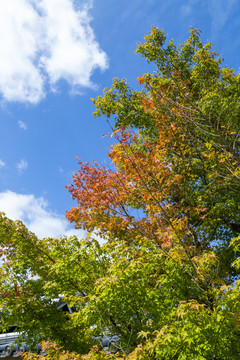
<box><xmin>1</xmin><ymin>28</ymin><xmax>240</xmax><ymax>359</ymax></box>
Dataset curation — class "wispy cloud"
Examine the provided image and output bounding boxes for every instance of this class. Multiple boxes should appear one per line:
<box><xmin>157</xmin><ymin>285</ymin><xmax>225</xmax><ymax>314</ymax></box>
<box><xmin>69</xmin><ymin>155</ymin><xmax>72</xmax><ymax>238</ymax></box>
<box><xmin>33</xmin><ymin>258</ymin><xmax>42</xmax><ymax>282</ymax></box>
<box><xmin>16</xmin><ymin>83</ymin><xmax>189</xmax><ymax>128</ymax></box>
<box><xmin>180</xmin><ymin>4</ymin><xmax>192</xmax><ymax>16</ymax></box>
<box><xmin>208</xmin><ymin>0</ymin><xmax>237</xmax><ymax>37</ymax></box>
<box><xmin>16</xmin><ymin>159</ymin><xmax>28</xmax><ymax>173</ymax></box>
<box><xmin>18</xmin><ymin>120</ymin><xmax>28</xmax><ymax>130</ymax></box>
<box><xmin>0</xmin><ymin>0</ymin><xmax>108</xmax><ymax>104</ymax></box>
<box><xmin>0</xmin><ymin>190</ymin><xmax>86</xmax><ymax>239</ymax></box>
<box><xmin>0</xmin><ymin>159</ymin><xmax>6</xmax><ymax>169</ymax></box>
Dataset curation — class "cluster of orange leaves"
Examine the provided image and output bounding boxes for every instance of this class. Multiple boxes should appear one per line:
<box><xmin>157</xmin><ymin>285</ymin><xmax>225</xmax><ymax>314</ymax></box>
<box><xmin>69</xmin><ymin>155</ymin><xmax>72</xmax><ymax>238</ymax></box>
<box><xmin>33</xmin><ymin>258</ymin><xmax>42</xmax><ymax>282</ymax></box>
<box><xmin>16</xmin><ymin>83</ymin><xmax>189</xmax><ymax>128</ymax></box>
<box><xmin>66</xmin><ymin>112</ymin><xmax>197</xmax><ymax>250</ymax></box>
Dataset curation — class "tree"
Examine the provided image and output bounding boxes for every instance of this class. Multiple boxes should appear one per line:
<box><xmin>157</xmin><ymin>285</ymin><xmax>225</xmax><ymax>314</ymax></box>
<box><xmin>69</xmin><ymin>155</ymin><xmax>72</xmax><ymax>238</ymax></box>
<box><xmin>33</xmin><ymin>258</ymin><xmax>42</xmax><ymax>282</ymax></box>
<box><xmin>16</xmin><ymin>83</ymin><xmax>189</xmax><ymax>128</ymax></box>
<box><xmin>0</xmin><ymin>214</ymin><xmax>106</xmax><ymax>354</ymax></box>
<box><xmin>1</xmin><ymin>27</ymin><xmax>240</xmax><ymax>359</ymax></box>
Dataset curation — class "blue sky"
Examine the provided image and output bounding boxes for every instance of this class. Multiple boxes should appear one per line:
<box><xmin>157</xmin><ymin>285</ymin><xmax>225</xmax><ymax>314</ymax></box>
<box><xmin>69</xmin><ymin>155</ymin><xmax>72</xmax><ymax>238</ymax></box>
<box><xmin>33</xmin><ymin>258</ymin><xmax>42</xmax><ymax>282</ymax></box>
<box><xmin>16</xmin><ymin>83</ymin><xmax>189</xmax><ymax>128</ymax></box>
<box><xmin>0</xmin><ymin>0</ymin><xmax>239</xmax><ymax>239</ymax></box>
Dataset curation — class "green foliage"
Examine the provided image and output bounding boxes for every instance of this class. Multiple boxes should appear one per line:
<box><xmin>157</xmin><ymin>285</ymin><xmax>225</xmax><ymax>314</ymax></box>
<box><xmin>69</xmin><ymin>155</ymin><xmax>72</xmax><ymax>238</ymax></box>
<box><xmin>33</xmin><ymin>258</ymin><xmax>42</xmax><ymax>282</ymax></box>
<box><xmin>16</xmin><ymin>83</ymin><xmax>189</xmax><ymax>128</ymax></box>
<box><xmin>0</xmin><ymin>213</ymin><xmax>107</xmax><ymax>353</ymax></box>
<box><xmin>92</xmin><ymin>79</ymin><xmax>158</xmax><ymax>137</ymax></box>
<box><xmin>1</xmin><ymin>27</ymin><xmax>240</xmax><ymax>359</ymax></box>
<box><xmin>93</xmin><ymin>27</ymin><xmax>240</xmax><ymax>254</ymax></box>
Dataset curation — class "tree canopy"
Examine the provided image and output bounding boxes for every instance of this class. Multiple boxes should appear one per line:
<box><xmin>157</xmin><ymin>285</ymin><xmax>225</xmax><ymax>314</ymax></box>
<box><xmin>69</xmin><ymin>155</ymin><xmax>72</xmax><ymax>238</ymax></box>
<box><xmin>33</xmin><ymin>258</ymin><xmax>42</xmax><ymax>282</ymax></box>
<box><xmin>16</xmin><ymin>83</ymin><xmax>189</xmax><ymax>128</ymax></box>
<box><xmin>1</xmin><ymin>27</ymin><xmax>240</xmax><ymax>359</ymax></box>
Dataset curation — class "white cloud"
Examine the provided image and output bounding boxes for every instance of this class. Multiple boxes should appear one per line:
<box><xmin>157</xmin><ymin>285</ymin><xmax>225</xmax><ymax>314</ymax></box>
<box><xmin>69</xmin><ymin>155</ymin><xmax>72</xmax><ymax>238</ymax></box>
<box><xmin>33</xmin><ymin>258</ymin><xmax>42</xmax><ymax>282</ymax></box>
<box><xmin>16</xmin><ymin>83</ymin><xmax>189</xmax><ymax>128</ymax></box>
<box><xmin>0</xmin><ymin>0</ymin><xmax>44</xmax><ymax>104</ymax></box>
<box><xmin>16</xmin><ymin>159</ymin><xmax>28</xmax><ymax>173</ymax></box>
<box><xmin>0</xmin><ymin>0</ymin><xmax>108</xmax><ymax>104</ymax></box>
<box><xmin>0</xmin><ymin>160</ymin><xmax>6</xmax><ymax>169</ymax></box>
<box><xmin>18</xmin><ymin>120</ymin><xmax>28</xmax><ymax>130</ymax></box>
<box><xmin>39</xmin><ymin>0</ymin><xmax>108</xmax><ymax>90</ymax></box>
<box><xmin>0</xmin><ymin>190</ymin><xmax>85</xmax><ymax>239</ymax></box>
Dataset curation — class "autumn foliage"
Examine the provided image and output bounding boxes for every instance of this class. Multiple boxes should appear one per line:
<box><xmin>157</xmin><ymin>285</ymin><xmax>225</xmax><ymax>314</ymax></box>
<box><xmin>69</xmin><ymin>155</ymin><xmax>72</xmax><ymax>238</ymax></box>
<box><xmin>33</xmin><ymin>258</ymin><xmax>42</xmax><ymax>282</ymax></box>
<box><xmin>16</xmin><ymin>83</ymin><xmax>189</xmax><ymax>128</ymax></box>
<box><xmin>1</xmin><ymin>28</ymin><xmax>240</xmax><ymax>359</ymax></box>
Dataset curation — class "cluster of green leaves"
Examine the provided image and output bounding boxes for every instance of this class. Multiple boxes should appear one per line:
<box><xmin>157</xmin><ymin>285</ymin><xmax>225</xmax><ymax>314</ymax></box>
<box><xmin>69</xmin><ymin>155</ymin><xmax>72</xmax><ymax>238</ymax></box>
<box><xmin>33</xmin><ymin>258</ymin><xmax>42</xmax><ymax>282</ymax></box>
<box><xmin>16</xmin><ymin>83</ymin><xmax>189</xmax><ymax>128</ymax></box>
<box><xmin>2</xmin><ymin>213</ymin><xmax>240</xmax><ymax>359</ymax></box>
<box><xmin>92</xmin><ymin>27</ymin><xmax>240</xmax><ymax>280</ymax></box>
<box><xmin>1</xmin><ymin>27</ymin><xmax>240</xmax><ymax>359</ymax></box>
<box><xmin>0</xmin><ymin>214</ymin><xmax>108</xmax><ymax>353</ymax></box>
